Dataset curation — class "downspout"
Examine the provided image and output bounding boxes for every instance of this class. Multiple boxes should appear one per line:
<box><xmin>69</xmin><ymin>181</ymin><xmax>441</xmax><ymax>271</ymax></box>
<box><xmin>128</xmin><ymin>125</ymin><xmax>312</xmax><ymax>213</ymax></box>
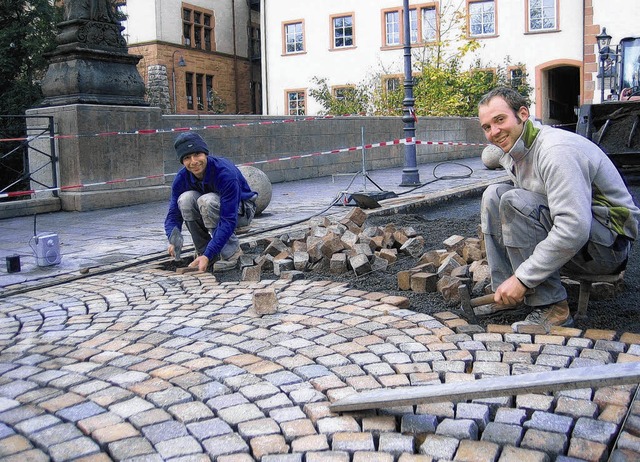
<box><xmin>232</xmin><ymin>0</ymin><xmax>240</xmax><ymax>112</ymax></box>
<box><xmin>582</xmin><ymin>0</ymin><xmax>586</xmax><ymax>105</ymax></box>
<box><xmin>261</xmin><ymin>0</ymin><xmax>268</xmax><ymax>114</ymax></box>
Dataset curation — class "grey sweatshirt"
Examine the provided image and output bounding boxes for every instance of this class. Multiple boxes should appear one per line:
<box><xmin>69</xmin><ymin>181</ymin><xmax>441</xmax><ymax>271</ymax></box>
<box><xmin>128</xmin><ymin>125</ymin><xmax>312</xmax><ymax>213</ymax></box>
<box><xmin>498</xmin><ymin>119</ymin><xmax>640</xmax><ymax>288</ymax></box>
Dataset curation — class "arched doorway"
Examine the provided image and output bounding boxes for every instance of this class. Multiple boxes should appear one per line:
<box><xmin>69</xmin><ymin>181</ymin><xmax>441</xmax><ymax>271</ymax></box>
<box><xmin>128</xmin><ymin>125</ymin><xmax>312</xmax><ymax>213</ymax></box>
<box><xmin>535</xmin><ymin>61</ymin><xmax>582</xmax><ymax>131</ymax></box>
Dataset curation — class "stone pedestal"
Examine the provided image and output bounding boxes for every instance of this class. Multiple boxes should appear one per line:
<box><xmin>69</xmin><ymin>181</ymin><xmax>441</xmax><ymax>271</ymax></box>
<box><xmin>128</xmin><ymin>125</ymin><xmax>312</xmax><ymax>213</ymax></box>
<box><xmin>26</xmin><ymin>104</ymin><xmax>169</xmax><ymax>212</ymax></box>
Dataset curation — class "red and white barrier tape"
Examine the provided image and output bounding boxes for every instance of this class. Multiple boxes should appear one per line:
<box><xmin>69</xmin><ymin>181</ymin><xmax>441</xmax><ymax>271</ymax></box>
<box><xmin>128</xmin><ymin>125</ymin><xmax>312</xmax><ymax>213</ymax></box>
<box><xmin>0</xmin><ymin>137</ymin><xmax>487</xmax><ymax>199</ymax></box>
<box><xmin>0</xmin><ymin>115</ymin><xmax>363</xmax><ymax>144</ymax></box>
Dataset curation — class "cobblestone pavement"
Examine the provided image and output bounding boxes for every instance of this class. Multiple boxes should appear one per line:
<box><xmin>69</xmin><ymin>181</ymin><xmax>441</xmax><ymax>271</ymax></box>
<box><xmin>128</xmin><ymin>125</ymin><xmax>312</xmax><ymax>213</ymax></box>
<box><xmin>1</xmin><ymin>264</ymin><xmax>639</xmax><ymax>461</ymax></box>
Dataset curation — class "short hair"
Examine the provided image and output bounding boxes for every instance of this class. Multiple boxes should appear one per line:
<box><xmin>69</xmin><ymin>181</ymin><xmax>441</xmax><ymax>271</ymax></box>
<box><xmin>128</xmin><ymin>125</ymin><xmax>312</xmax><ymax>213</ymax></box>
<box><xmin>478</xmin><ymin>87</ymin><xmax>529</xmax><ymax>115</ymax></box>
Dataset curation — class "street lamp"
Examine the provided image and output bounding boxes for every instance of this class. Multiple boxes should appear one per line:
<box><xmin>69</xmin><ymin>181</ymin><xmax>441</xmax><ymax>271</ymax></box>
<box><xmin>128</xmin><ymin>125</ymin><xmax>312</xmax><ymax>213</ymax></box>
<box><xmin>171</xmin><ymin>50</ymin><xmax>186</xmax><ymax>113</ymax></box>
<box><xmin>400</xmin><ymin>0</ymin><xmax>420</xmax><ymax>186</ymax></box>
<box><xmin>596</xmin><ymin>27</ymin><xmax>616</xmax><ymax>102</ymax></box>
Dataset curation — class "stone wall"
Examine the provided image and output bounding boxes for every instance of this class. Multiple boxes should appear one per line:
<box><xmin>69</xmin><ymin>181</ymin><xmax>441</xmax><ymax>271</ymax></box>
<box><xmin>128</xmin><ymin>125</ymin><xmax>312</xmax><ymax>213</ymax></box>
<box><xmin>160</xmin><ymin>115</ymin><xmax>486</xmax><ymax>184</ymax></box>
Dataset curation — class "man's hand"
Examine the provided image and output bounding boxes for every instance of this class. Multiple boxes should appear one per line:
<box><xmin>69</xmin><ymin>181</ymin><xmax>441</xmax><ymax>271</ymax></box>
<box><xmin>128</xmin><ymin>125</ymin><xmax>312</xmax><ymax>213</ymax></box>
<box><xmin>494</xmin><ymin>275</ymin><xmax>528</xmax><ymax>305</ymax></box>
<box><xmin>190</xmin><ymin>255</ymin><xmax>210</xmax><ymax>272</ymax></box>
<box><xmin>168</xmin><ymin>244</ymin><xmax>176</xmax><ymax>258</ymax></box>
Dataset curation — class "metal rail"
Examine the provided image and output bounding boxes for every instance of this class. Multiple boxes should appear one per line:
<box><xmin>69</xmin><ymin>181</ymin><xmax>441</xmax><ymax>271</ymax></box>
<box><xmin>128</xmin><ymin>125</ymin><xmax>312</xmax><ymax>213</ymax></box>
<box><xmin>0</xmin><ymin>115</ymin><xmax>57</xmax><ymax>200</ymax></box>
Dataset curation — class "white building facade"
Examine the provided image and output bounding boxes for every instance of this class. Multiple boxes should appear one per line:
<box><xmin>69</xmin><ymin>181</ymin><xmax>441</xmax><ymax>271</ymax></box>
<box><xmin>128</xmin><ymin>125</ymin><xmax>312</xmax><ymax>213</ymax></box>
<box><xmin>260</xmin><ymin>0</ymin><xmax>639</xmax><ymax>124</ymax></box>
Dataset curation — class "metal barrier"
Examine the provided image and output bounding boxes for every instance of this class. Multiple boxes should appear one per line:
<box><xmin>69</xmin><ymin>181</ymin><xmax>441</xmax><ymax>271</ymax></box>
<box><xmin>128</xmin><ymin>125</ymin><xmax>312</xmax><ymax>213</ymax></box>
<box><xmin>0</xmin><ymin>115</ymin><xmax>57</xmax><ymax>201</ymax></box>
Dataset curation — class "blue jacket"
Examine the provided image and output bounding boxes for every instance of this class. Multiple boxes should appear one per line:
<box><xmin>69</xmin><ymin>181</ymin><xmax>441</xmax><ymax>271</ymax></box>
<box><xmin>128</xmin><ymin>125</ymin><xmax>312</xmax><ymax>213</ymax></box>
<box><xmin>164</xmin><ymin>156</ymin><xmax>256</xmax><ymax>260</ymax></box>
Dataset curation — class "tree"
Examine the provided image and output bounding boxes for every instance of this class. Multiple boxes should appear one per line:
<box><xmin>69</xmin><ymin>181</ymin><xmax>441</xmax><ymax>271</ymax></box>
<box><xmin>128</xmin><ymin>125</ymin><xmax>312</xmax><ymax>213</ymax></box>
<box><xmin>310</xmin><ymin>1</ymin><xmax>532</xmax><ymax>117</ymax></box>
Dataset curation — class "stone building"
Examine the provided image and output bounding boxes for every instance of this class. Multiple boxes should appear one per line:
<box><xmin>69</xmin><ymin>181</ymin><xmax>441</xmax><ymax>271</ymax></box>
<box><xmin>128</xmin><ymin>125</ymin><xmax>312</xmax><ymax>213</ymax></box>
<box><xmin>121</xmin><ymin>0</ymin><xmax>261</xmax><ymax>115</ymax></box>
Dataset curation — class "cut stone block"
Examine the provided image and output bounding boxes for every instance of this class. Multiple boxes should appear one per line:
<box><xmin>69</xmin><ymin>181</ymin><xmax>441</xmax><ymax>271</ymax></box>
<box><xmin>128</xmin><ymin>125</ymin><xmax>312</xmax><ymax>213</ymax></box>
<box><xmin>330</xmin><ymin>253</ymin><xmax>348</xmax><ymax>274</ymax></box>
<box><xmin>293</xmin><ymin>251</ymin><xmax>310</xmax><ymax>271</ymax></box>
<box><xmin>400</xmin><ymin>236</ymin><xmax>425</xmax><ymax>257</ymax></box>
<box><xmin>350</xmin><ymin>254</ymin><xmax>372</xmax><ymax>276</ymax></box>
<box><xmin>345</xmin><ymin>207</ymin><xmax>367</xmax><ymax>226</ymax></box>
<box><xmin>443</xmin><ymin>234</ymin><xmax>465</xmax><ymax>256</ymax></box>
<box><xmin>437</xmin><ymin>275</ymin><xmax>462</xmax><ymax>304</ymax></box>
<box><xmin>253</xmin><ymin>289</ymin><xmax>278</xmax><ymax>315</ymax></box>
<box><xmin>411</xmin><ymin>272</ymin><xmax>438</xmax><ymax>293</ymax></box>
<box><xmin>241</xmin><ymin>265</ymin><xmax>262</xmax><ymax>282</ymax></box>
<box><xmin>377</xmin><ymin>248</ymin><xmax>398</xmax><ymax>264</ymax></box>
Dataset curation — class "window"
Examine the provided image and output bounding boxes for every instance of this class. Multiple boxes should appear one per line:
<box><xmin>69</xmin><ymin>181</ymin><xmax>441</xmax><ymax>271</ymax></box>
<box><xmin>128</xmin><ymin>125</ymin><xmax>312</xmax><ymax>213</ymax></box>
<box><xmin>287</xmin><ymin>90</ymin><xmax>306</xmax><ymax>115</ymax></box>
<box><xmin>196</xmin><ymin>73</ymin><xmax>204</xmax><ymax>109</ymax></box>
<box><xmin>333</xmin><ymin>86</ymin><xmax>355</xmax><ymax>101</ymax></box>
<box><xmin>385</xmin><ymin>77</ymin><xmax>401</xmax><ymax>92</ymax></box>
<box><xmin>384</xmin><ymin>11</ymin><xmax>401</xmax><ymax>46</ymax></box>
<box><xmin>206</xmin><ymin>76</ymin><xmax>214</xmax><ymax>111</ymax></box>
<box><xmin>332</xmin><ymin>14</ymin><xmax>354</xmax><ymax>49</ymax></box>
<box><xmin>185</xmin><ymin>72</ymin><xmax>217</xmax><ymax>112</ymax></box>
<box><xmin>186</xmin><ymin>73</ymin><xmax>194</xmax><ymax>110</ymax></box>
<box><xmin>509</xmin><ymin>67</ymin><xmax>525</xmax><ymax>88</ymax></box>
<box><xmin>284</xmin><ymin>21</ymin><xmax>304</xmax><ymax>54</ymax></box>
<box><xmin>384</xmin><ymin>5</ymin><xmax>437</xmax><ymax>47</ymax></box>
<box><xmin>528</xmin><ymin>0</ymin><xmax>556</xmax><ymax>32</ymax></box>
<box><xmin>468</xmin><ymin>0</ymin><xmax>495</xmax><ymax>37</ymax></box>
<box><xmin>183</xmin><ymin>5</ymin><xmax>213</xmax><ymax>50</ymax></box>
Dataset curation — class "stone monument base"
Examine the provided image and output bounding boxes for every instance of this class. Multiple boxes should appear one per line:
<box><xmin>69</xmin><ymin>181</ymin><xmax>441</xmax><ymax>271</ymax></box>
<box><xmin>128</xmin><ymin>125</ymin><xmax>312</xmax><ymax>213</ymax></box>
<box><xmin>26</xmin><ymin>104</ymin><xmax>167</xmax><ymax>212</ymax></box>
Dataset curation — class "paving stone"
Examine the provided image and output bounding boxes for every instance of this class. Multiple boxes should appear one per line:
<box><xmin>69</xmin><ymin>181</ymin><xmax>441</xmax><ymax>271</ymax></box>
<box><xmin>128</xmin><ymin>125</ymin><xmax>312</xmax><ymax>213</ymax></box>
<box><xmin>401</xmin><ymin>414</ymin><xmax>438</xmax><ymax>434</ymax></box>
<box><xmin>262</xmin><ymin>454</ymin><xmax>303</xmax><ymax>462</ymax></box>
<box><xmin>494</xmin><ymin>408</ymin><xmax>527</xmax><ymax>425</ymax></box>
<box><xmin>419</xmin><ymin>434</ymin><xmax>459</xmax><ymax>460</ymax></box>
<box><xmin>202</xmin><ymin>433</ymin><xmax>250</xmax><ymax>459</ymax></box>
<box><xmin>436</xmin><ymin>418</ymin><xmax>478</xmax><ymax>440</ymax></box>
<box><xmin>156</xmin><ymin>435</ymin><xmax>203</xmax><ymax>459</ymax></box>
<box><xmin>305</xmin><ymin>451</ymin><xmax>350</xmax><ymax>462</ymax></box>
<box><xmin>554</xmin><ymin>397</ymin><xmax>598</xmax><ymax>419</ymax></box>
<box><xmin>454</xmin><ymin>439</ymin><xmax>500</xmax><ymax>462</ymax></box>
<box><xmin>617</xmin><ymin>431</ymin><xmax>640</xmax><ymax>452</ymax></box>
<box><xmin>141</xmin><ymin>420</ymin><xmax>189</xmax><ymax>445</ymax></box>
<box><xmin>416</xmin><ymin>402</ymin><xmax>455</xmax><ymax>419</ymax></box>
<box><xmin>572</xmin><ymin>417</ymin><xmax>618</xmax><ymax>444</ymax></box>
<box><xmin>187</xmin><ymin>418</ymin><xmax>233</xmax><ymax>440</ymax></box>
<box><xmin>317</xmin><ymin>416</ymin><xmax>360</xmax><ymax>436</ymax></box>
<box><xmin>331</xmin><ymin>432</ymin><xmax>375</xmax><ymax>452</ymax></box>
<box><xmin>481</xmin><ymin>422</ymin><xmax>524</xmax><ymax>446</ymax></box>
<box><xmin>516</xmin><ymin>394</ymin><xmax>554</xmax><ymax>412</ymax></box>
<box><xmin>217</xmin><ymin>403</ymin><xmax>265</xmax><ymax>425</ymax></box>
<box><xmin>497</xmin><ymin>445</ymin><xmax>550</xmax><ymax>462</ymax></box>
<box><xmin>107</xmin><ymin>437</ymin><xmax>156</xmax><ymax>460</ymax></box>
<box><xmin>48</xmin><ymin>436</ymin><xmax>102</xmax><ymax>461</ymax></box>
<box><xmin>91</xmin><ymin>422</ymin><xmax>139</xmax><ymax>444</ymax></box>
<box><xmin>290</xmin><ymin>434</ymin><xmax>330</xmax><ymax>452</ymax></box>
<box><xmin>456</xmin><ymin>403</ymin><xmax>490</xmax><ymax>431</ymax></box>
<box><xmin>523</xmin><ymin>411</ymin><xmax>574</xmax><ymax>434</ymax></box>
<box><xmin>378</xmin><ymin>432</ymin><xmax>414</xmax><ymax>455</ymax></box>
<box><xmin>520</xmin><ymin>428</ymin><xmax>568</xmax><ymax>455</ymax></box>
<box><xmin>352</xmin><ymin>452</ymin><xmax>394</xmax><ymax>462</ymax></box>
<box><xmin>567</xmin><ymin>437</ymin><xmax>609</xmax><ymax>462</ymax></box>
<box><xmin>31</xmin><ymin>422</ymin><xmax>84</xmax><ymax>448</ymax></box>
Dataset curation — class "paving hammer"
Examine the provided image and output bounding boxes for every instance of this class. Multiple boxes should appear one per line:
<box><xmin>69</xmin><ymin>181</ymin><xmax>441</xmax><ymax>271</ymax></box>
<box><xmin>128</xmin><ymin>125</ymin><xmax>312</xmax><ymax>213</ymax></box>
<box><xmin>169</xmin><ymin>227</ymin><xmax>183</xmax><ymax>261</ymax></box>
<box><xmin>458</xmin><ymin>285</ymin><xmax>496</xmax><ymax>323</ymax></box>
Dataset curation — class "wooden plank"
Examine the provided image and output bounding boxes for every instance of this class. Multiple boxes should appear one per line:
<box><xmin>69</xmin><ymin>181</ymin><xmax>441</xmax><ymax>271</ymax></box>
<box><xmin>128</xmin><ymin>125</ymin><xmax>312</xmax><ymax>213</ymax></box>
<box><xmin>330</xmin><ymin>362</ymin><xmax>640</xmax><ymax>413</ymax></box>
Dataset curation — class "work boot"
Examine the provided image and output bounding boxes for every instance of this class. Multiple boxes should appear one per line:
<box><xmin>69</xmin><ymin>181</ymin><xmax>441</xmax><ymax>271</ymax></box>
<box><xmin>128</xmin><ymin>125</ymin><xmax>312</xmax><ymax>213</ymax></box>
<box><xmin>511</xmin><ymin>300</ymin><xmax>573</xmax><ymax>333</ymax></box>
<box><xmin>212</xmin><ymin>248</ymin><xmax>243</xmax><ymax>272</ymax></box>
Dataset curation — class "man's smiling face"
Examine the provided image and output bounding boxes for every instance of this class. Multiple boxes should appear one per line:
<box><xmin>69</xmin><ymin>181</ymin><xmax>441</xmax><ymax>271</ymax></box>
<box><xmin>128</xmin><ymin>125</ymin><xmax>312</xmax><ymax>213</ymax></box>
<box><xmin>478</xmin><ymin>96</ymin><xmax>530</xmax><ymax>153</ymax></box>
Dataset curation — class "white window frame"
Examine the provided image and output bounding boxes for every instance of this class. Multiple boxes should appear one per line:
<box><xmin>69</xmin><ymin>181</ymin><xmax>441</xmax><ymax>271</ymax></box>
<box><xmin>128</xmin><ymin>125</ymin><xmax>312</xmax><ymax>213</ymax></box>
<box><xmin>528</xmin><ymin>0</ymin><xmax>557</xmax><ymax>32</ymax></box>
<box><xmin>468</xmin><ymin>0</ymin><xmax>495</xmax><ymax>37</ymax></box>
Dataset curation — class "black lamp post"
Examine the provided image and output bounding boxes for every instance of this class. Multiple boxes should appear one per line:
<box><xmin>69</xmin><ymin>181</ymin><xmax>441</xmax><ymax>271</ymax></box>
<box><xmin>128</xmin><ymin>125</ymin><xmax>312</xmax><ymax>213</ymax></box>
<box><xmin>400</xmin><ymin>0</ymin><xmax>420</xmax><ymax>187</ymax></box>
<box><xmin>596</xmin><ymin>27</ymin><xmax>612</xmax><ymax>102</ymax></box>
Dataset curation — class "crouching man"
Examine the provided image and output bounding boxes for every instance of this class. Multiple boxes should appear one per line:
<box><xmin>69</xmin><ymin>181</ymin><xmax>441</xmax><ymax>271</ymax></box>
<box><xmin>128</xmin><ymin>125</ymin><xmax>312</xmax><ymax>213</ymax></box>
<box><xmin>165</xmin><ymin>132</ymin><xmax>257</xmax><ymax>272</ymax></box>
<box><xmin>478</xmin><ymin>87</ymin><xmax>639</xmax><ymax>332</ymax></box>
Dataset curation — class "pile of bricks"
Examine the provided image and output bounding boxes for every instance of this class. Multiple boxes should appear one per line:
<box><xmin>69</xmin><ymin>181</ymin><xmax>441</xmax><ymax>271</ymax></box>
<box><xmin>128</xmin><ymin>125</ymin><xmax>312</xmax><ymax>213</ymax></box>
<box><xmin>239</xmin><ymin>207</ymin><xmax>492</xmax><ymax>306</ymax></box>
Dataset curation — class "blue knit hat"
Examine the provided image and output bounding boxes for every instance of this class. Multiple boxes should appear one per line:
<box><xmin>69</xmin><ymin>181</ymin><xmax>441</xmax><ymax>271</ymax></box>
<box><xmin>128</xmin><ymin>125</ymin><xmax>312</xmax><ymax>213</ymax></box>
<box><xmin>174</xmin><ymin>132</ymin><xmax>209</xmax><ymax>163</ymax></box>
